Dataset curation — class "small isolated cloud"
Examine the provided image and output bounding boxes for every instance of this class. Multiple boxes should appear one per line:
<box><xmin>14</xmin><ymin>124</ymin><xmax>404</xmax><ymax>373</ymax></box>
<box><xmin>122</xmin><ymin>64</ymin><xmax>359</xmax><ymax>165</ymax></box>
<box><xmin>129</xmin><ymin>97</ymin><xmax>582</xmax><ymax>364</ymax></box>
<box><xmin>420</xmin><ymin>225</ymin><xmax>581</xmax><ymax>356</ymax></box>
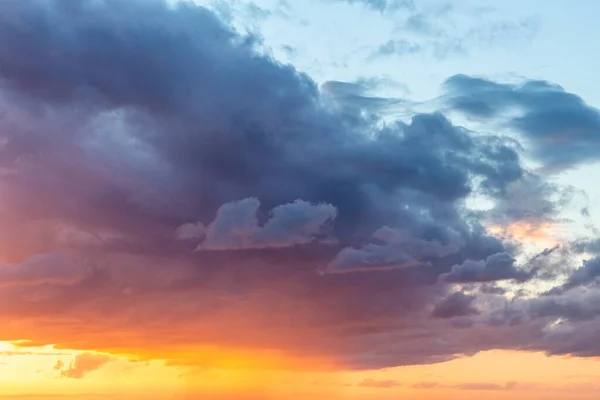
<box><xmin>356</xmin><ymin>378</ymin><xmax>401</xmax><ymax>388</ymax></box>
<box><xmin>440</xmin><ymin>252</ymin><xmax>530</xmax><ymax>283</ymax></box>
<box><xmin>411</xmin><ymin>381</ymin><xmax>441</xmax><ymax>389</ymax></box>
<box><xmin>55</xmin><ymin>353</ymin><xmax>112</xmax><ymax>379</ymax></box>
<box><xmin>455</xmin><ymin>381</ymin><xmax>516</xmax><ymax>391</ymax></box>
<box><xmin>412</xmin><ymin>381</ymin><xmax>517</xmax><ymax>391</ymax></box>
<box><xmin>182</xmin><ymin>198</ymin><xmax>337</xmax><ymax>251</ymax></box>
<box><xmin>330</xmin><ymin>0</ymin><xmax>415</xmax><ymax>13</ymax></box>
<box><xmin>375</xmin><ymin>39</ymin><xmax>425</xmax><ymax>57</ymax></box>
<box><xmin>484</xmin><ymin>172</ymin><xmax>571</xmax><ymax>229</ymax></box>
<box><xmin>175</xmin><ymin>222</ymin><xmax>206</xmax><ymax>240</ymax></box>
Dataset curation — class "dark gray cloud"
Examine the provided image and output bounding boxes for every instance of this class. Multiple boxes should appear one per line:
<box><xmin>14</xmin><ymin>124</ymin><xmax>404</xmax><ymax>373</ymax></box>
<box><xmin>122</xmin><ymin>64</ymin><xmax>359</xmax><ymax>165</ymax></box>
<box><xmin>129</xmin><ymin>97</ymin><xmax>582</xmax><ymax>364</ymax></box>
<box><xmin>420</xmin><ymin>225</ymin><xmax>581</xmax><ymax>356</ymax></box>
<box><xmin>323</xmin><ymin>225</ymin><xmax>462</xmax><ymax>274</ymax></box>
<box><xmin>0</xmin><ymin>0</ymin><xmax>595</xmax><ymax>372</ymax></box>
<box><xmin>431</xmin><ymin>292</ymin><xmax>480</xmax><ymax>319</ymax></box>
<box><xmin>444</xmin><ymin>74</ymin><xmax>600</xmax><ymax>170</ymax></box>
<box><xmin>440</xmin><ymin>252</ymin><xmax>531</xmax><ymax>283</ymax></box>
<box><xmin>0</xmin><ymin>0</ymin><xmax>523</xmax><ymax>260</ymax></box>
<box><xmin>562</xmin><ymin>256</ymin><xmax>600</xmax><ymax>290</ymax></box>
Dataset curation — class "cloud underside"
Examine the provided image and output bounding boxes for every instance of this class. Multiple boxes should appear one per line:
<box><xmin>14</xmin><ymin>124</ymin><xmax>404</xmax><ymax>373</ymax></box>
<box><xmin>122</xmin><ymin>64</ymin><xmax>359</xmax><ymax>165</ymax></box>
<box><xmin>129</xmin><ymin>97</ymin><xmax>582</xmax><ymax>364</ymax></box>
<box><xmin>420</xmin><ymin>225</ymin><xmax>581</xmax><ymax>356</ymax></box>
<box><xmin>0</xmin><ymin>0</ymin><xmax>599</xmax><ymax>371</ymax></box>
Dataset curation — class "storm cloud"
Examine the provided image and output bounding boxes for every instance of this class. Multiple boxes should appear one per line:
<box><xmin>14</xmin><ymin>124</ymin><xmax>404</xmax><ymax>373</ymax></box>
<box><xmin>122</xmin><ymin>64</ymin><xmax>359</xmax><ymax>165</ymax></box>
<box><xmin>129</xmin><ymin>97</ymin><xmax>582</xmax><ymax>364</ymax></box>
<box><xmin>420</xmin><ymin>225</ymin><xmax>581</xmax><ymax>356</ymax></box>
<box><xmin>0</xmin><ymin>0</ymin><xmax>598</xmax><ymax>371</ymax></box>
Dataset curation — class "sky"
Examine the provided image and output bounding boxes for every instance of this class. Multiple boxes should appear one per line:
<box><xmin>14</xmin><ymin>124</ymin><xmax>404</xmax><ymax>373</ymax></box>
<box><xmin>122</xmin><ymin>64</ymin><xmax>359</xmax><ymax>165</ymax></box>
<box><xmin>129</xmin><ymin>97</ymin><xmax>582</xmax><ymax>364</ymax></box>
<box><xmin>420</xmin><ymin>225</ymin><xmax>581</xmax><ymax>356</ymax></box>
<box><xmin>1</xmin><ymin>0</ymin><xmax>600</xmax><ymax>399</ymax></box>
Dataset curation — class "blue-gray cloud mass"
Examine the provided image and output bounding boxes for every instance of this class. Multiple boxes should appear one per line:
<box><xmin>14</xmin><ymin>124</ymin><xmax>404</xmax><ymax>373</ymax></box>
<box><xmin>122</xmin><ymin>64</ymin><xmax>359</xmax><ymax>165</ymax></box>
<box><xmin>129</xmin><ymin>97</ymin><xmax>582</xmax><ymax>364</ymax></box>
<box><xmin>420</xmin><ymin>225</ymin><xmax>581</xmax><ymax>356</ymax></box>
<box><xmin>0</xmin><ymin>0</ymin><xmax>598</xmax><ymax>371</ymax></box>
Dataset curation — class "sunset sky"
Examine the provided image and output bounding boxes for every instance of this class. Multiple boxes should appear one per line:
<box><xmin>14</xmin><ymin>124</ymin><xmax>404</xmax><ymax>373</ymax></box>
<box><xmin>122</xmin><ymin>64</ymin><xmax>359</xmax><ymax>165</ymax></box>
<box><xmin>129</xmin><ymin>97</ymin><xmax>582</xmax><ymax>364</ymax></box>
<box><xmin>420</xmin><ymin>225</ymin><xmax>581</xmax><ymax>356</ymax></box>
<box><xmin>1</xmin><ymin>0</ymin><xmax>600</xmax><ymax>399</ymax></box>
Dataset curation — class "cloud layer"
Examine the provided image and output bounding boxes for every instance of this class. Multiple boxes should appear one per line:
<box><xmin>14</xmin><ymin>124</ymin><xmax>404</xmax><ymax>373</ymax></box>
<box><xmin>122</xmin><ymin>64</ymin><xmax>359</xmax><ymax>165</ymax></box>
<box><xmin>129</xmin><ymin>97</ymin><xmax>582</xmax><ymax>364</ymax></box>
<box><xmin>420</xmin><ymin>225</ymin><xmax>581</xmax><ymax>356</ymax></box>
<box><xmin>0</xmin><ymin>0</ymin><xmax>598</xmax><ymax>372</ymax></box>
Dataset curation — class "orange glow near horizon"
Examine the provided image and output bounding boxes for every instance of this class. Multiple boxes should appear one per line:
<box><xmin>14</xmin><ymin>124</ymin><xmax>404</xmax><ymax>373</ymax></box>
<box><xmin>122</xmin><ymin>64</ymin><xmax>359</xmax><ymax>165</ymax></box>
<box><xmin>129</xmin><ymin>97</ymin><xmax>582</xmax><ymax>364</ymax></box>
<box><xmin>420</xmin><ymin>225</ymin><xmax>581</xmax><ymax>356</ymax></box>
<box><xmin>3</xmin><ymin>342</ymin><xmax>600</xmax><ymax>400</ymax></box>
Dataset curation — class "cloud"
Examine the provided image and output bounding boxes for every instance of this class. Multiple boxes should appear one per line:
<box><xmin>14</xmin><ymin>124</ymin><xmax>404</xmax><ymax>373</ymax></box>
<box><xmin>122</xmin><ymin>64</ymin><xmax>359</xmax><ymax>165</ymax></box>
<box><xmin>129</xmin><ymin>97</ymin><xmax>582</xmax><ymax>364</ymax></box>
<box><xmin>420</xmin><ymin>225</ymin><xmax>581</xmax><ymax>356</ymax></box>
<box><xmin>440</xmin><ymin>252</ymin><xmax>531</xmax><ymax>283</ymax></box>
<box><xmin>55</xmin><ymin>353</ymin><xmax>112</xmax><ymax>379</ymax></box>
<box><xmin>356</xmin><ymin>378</ymin><xmax>401</xmax><ymax>388</ymax></box>
<box><xmin>443</xmin><ymin>74</ymin><xmax>600</xmax><ymax>170</ymax></box>
<box><xmin>0</xmin><ymin>253</ymin><xmax>84</xmax><ymax>287</ymax></box>
<box><xmin>372</xmin><ymin>5</ymin><xmax>539</xmax><ymax>60</ymax></box>
<box><xmin>431</xmin><ymin>292</ymin><xmax>480</xmax><ymax>319</ymax></box>
<box><xmin>573</xmin><ymin>238</ymin><xmax>600</xmax><ymax>255</ymax></box>
<box><xmin>562</xmin><ymin>256</ymin><xmax>600</xmax><ymax>290</ymax></box>
<box><xmin>455</xmin><ymin>381</ymin><xmax>517</xmax><ymax>391</ymax></box>
<box><xmin>411</xmin><ymin>381</ymin><xmax>517</xmax><ymax>391</ymax></box>
<box><xmin>374</xmin><ymin>39</ymin><xmax>426</xmax><ymax>57</ymax></box>
<box><xmin>328</xmin><ymin>0</ymin><xmax>415</xmax><ymax>13</ymax></box>
<box><xmin>0</xmin><ymin>0</ymin><xmax>596</xmax><ymax>373</ymax></box>
<box><xmin>185</xmin><ymin>198</ymin><xmax>337</xmax><ymax>251</ymax></box>
<box><xmin>320</xmin><ymin>80</ymin><xmax>409</xmax><ymax>116</ymax></box>
<box><xmin>323</xmin><ymin>226</ymin><xmax>462</xmax><ymax>274</ymax></box>
<box><xmin>175</xmin><ymin>222</ymin><xmax>206</xmax><ymax>240</ymax></box>
<box><xmin>483</xmin><ymin>172</ymin><xmax>572</xmax><ymax>227</ymax></box>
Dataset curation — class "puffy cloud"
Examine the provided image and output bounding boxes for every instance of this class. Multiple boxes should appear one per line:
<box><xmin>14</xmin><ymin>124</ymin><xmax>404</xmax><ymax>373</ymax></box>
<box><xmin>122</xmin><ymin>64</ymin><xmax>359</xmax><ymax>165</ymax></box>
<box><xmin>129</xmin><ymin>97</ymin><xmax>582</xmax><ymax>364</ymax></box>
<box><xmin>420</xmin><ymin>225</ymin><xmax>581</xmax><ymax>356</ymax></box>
<box><xmin>191</xmin><ymin>198</ymin><xmax>337</xmax><ymax>251</ymax></box>
<box><xmin>55</xmin><ymin>353</ymin><xmax>112</xmax><ymax>379</ymax></box>
<box><xmin>0</xmin><ymin>0</ymin><xmax>522</xmax><ymax>260</ymax></box>
<box><xmin>323</xmin><ymin>226</ymin><xmax>462</xmax><ymax>274</ymax></box>
<box><xmin>175</xmin><ymin>222</ymin><xmax>206</xmax><ymax>240</ymax></box>
<box><xmin>528</xmin><ymin>288</ymin><xmax>600</xmax><ymax>322</ymax></box>
<box><xmin>440</xmin><ymin>252</ymin><xmax>531</xmax><ymax>283</ymax></box>
<box><xmin>562</xmin><ymin>256</ymin><xmax>600</xmax><ymax>290</ymax></box>
<box><xmin>431</xmin><ymin>292</ymin><xmax>480</xmax><ymax>319</ymax></box>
